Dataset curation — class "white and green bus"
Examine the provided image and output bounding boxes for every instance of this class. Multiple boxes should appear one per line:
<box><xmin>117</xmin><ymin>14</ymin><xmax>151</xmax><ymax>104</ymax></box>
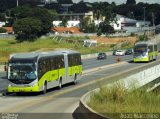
<box><xmin>133</xmin><ymin>42</ymin><xmax>158</xmax><ymax>62</ymax></box>
<box><xmin>6</xmin><ymin>50</ymin><xmax>82</xmax><ymax>94</ymax></box>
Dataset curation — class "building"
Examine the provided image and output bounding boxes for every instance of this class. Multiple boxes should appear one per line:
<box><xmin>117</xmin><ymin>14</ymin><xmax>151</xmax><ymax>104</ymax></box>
<box><xmin>0</xmin><ymin>21</ymin><xmax>5</xmax><ymax>27</ymax></box>
<box><xmin>110</xmin><ymin>14</ymin><xmax>151</xmax><ymax>33</ymax></box>
<box><xmin>3</xmin><ymin>27</ymin><xmax>14</xmax><ymax>34</ymax></box>
<box><xmin>53</xmin><ymin>11</ymin><xmax>94</xmax><ymax>27</ymax></box>
<box><xmin>41</xmin><ymin>0</ymin><xmax>57</xmax><ymax>4</ymax></box>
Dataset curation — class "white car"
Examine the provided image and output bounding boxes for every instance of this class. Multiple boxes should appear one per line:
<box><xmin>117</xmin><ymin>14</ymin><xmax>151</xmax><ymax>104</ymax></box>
<box><xmin>115</xmin><ymin>50</ymin><xmax>125</xmax><ymax>56</ymax></box>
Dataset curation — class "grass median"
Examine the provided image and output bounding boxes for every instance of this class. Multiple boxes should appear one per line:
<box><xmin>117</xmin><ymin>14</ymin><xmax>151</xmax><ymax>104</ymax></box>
<box><xmin>0</xmin><ymin>36</ymin><xmax>112</xmax><ymax>63</ymax></box>
<box><xmin>87</xmin><ymin>84</ymin><xmax>160</xmax><ymax>119</ymax></box>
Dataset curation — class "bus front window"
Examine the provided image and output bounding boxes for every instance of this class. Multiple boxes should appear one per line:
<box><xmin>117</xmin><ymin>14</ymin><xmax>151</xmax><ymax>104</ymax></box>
<box><xmin>8</xmin><ymin>62</ymin><xmax>37</xmax><ymax>80</ymax></box>
<box><xmin>134</xmin><ymin>45</ymin><xmax>147</xmax><ymax>53</ymax></box>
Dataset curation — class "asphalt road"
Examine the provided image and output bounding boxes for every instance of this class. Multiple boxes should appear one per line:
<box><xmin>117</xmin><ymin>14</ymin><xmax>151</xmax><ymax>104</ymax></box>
<box><xmin>82</xmin><ymin>55</ymin><xmax>133</xmax><ymax>70</ymax></box>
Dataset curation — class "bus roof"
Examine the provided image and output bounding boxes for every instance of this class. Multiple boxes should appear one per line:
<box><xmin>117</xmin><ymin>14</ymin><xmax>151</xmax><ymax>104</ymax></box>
<box><xmin>135</xmin><ymin>41</ymin><xmax>156</xmax><ymax>45</ymax></box>
<box><xmin>9</xmin><ymin>50</ymin><xmax>80</xmax><ymax>62</ymax></box>
<box><xmin>54</xmin><ymin>49</ymin><xmax>80</xmax><ymax>54</ymax></box>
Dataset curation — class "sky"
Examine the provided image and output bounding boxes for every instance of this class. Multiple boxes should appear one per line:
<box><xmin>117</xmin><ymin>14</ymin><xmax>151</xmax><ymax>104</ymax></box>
<box><xmin>72</xmin><ymin>0</ymin><xmax>160</xmax><ymax>4</ymax></box>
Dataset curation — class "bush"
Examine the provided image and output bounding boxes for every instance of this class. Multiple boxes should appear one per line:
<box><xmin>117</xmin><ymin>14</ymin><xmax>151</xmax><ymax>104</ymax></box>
<box><xmin>0</xmin><ymin>27</ymin><xmax>7</xmax><ymax>33</ymax></box>
<box><xmin>138</xmin><ymin>35</ymin><xmax>148</xmax><ymax>41</ymax></box>
<box><xmin>130</xmin><ymin>32</ymin><xmax>135</xmax><ymax>36</ymax></box>
<box><xmin>97</xmin><ymin>30</ymin><xmax>102</xmax><ymax>36</ymax></box>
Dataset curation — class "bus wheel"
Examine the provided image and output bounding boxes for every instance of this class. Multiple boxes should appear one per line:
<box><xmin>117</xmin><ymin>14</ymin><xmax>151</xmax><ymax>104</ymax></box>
<box><xmin>73</xmin><ymin>74</ymin><xmax>77</xmax><ymax>85</ymax></box>
<box><xmin>58</xmin><ymin>78</ymin><xmax>62</xmax><ymax>89</ymax></box>
<box><xmin>43</xmin><ymin>82</ymin><xmax>47</xmax><ymax>94</ymax></box>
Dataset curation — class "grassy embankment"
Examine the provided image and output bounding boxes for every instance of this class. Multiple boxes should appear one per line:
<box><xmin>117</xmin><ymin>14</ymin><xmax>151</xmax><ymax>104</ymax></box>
<box><xmin>88</xmin><ymin>85</ymin><xmax>160</xmax><ymax>119</ymax></box>
<box><xmin>0</xmin><ymin>36</ymin><xmax>115</xmax><ymax>63</ymax></box>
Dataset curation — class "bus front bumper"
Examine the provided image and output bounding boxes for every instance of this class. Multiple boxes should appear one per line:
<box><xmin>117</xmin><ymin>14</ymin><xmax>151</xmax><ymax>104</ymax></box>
<box><xmin>133</xmin><ymin>57</ymin><xmax>149</xmax><ymax>62</ymax></box>
<box><xmin>8</xmin><ymin>84</ymin><xmax>39</xmax><ymax>93</ymax></box>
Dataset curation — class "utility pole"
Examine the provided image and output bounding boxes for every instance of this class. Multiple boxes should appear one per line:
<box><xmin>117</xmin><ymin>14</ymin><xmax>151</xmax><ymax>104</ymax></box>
<box><xmin>17</xmin><ymin>0</ymin><xmax>19</xmax><ymax>7</ymax></box>
<box><xmin>152</xmin><ymin>13</ymin><xmax>155</xmax><ymax>34</ymax></box>
<box><xmin>143</xmin><ymin>7</ymin><xmax>146</xmax><ymax>27</ymax></box>
<box><xmin>7</xmin><ymin>10</ymin><xmax>11</xmax><ymax>18</ymax></box>
<box><xmin>143</xmin><ymin>7</ymin><xmax>146</xmax><ymax>36</ymax></box>
<box><xmin>152</xmin><ymin>12</ymin><xmax>156</xmax><ymax>43</ymax></box>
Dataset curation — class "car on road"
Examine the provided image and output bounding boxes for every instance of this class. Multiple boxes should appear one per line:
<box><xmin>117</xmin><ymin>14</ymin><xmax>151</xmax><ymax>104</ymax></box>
<box><xmin>97</xmin><ymin>52</ymin><xmax>107</xmax><ymax>60</ymax></box>
<box><xmin>115</xmin><ymin>50</ymin><xmax>125</xmax><ymax>56</ymax></box>
<box><xmin>112</xmin><ymin>50</ymin><xmax>117</xmax><ymax>55</ymax></box>
<box><xmin>125</xmin><ymin>49</ymin><xmax>133</xmax><ymax>55</ymax></box>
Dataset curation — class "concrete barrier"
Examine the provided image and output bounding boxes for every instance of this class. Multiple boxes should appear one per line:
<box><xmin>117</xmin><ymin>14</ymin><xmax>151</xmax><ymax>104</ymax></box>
<box><xmin>78</xmin><ymin>60</ymin><xmax>160</xmax><ymax>119</ymax></box>
<box><xmin>78</xmin><ymin>90</ymin><xmax>108</xmax><ymax>119</ymax></box>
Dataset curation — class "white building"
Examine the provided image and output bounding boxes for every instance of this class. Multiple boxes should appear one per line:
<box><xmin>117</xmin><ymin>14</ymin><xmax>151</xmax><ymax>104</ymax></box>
<box><xmin>110</xmin><ymin>14</ymin><xmax>151</xmax><ymax>33</ymax></box>
<box><xmin>53</xmin><ymin>11</ymin><xmax>94</xmax><ymax>27</ymax></box>
<box><xmin>52</xmin><ymin>12</ymin><xmax>151</xmax><ymax>33</ymax></box>
<box><xmin>0</xmin><ymin>22</ymin><xmax>5</xmax><ymax>27</ymax></box>
<box><xmin>136</xmin><ymin>21</ymin><xmax>151</xmax><ymax>27</ymax></box>
<box><xmin>53</xmin><ymin>20</ymin><xmax>80</xmax><ymax>27</ymax></box>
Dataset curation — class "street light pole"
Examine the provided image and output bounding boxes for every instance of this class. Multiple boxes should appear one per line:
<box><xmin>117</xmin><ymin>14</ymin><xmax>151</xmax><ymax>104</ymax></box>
<box><xmin>152</xmin><ymin>12</ymin><xmax>156</xmax><ymax>43</ymax></box>
<box><xmin>143</xmin><ymin>7</ymin><xmax>146</xmax><ymax>37</ymax></box>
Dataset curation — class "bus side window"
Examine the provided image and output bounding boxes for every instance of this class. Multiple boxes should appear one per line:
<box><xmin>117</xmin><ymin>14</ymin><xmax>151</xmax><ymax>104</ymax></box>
<box><xmin>68</xmin><ymin>55</ymin><xmax>72</xmax><ymax>67</ymax></box>
<box><xmin>50</xmin><ymin>58</ymin><xmax>54</xmax><ymax>70</ymax></box>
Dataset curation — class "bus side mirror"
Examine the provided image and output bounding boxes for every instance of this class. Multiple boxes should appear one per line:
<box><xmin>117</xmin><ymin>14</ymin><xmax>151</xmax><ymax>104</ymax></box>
<box><xmin>4</xmin><ymin>62</ymin><xmax>8</xmax><ymax>71</ymax></box>
<box><xmin>4</xmin><ymin>65</ymin><xmax>7</xmax><ymax>71</ymax></box>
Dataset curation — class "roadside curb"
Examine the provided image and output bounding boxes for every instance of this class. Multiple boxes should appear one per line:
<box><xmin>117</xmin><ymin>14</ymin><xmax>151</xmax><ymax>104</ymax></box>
<box><xmin>78</xmin><ymin>89</ymin><xmax>108</xmax><ymax>119</ymax></box>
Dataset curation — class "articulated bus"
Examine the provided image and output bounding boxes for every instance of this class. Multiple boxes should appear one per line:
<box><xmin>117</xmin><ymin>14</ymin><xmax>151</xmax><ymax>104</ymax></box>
<box><xmin>133</xmin><ymin>42</ymin><xmax>158</xmax><ymax>62</ymax></box>
<box><xmin>6</xmin><ymin>50</ymin><xmax>82</xmax><ymax>94</ymax></box>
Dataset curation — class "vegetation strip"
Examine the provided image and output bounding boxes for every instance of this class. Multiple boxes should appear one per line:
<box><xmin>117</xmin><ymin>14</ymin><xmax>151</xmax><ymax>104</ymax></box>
<box><xmin>88</xmin><ymin>85</ymin><xmax>160</xmax><ymax>119</ymax></box>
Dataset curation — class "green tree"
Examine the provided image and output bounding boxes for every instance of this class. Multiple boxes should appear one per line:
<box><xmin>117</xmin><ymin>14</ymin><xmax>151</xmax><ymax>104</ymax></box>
<box><xmin>80</xmin><ymin>17</ymin><xmax>97</xmax><ymax>33</ymax></box>
<box><xmin>0</xmin><ymin>27</ymin><xmax>7</xmax><ymax>33</ymax></box>
<box><xmin>61</xmin><ymin>18</ymin><xmax>68</xmax><ymax>27</ymax></box>
<box><xmin>57</xmin><ymin>0</ymin><xmax>73</xmax><ymax>4</ymax></box>
<box><xmin>5</xmin><ymin>17</ymin><xmax>14</xmax><ymax>27</ymax></box>
<box><xmin>98</xmin><ymin>22</ymin><xmax>115</xmax><ymax>34</ymax></box>
<box><xmin>138</xmin><ymin>35</ymin><xmax>148</xmax><ymax>41</ymax></box>
<box><xmin>0</xmin><ymin>13</ymin><xmax>5</xmax><ymax>21</ymax></box>
<box><xmin>11</xmin><ymin>6</ymin><xmax>33</xmax><ymax>19</ymax></box>
<box><xmin>126</xmin><ymin>0</ymin><xmax>136</xmax><ymax>5</ymax></box>
<box><xmin>13</xmin><ymin>18</ymin><xmax>41</xmax><ymax>41</ymax></box>
<box><xmin>0</xmin><ymin>0</ymin><xmax>40</xmax><ymax>12</ymax></box>
<box><xmin>31</xmin><ymin>7</ymin><xmax>53</xmax><ymax>35</ymax></box>
<box><xmin>69</xmin><ymin>2</ymin><xmax>92</xmax><ymax>13</ymax></box>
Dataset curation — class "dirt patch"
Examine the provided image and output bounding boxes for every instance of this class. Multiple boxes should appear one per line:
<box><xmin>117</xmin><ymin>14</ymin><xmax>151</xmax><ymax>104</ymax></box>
<box><xmin>90</xmin><ymin>36</ymin><xmax>137</xmax><ymax>44</ymax></box>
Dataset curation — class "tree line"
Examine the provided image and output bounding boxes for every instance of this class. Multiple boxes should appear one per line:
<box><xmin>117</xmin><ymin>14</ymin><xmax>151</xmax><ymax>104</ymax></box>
<box><xmin>0</xmin><ymin>0</ymin><xmax>160</xmax><ymax>41</ymax></box>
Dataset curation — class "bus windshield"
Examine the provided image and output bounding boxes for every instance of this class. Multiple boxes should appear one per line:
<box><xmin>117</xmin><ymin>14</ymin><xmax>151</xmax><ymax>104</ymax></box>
<box><xmin>134</xmin><ymin>44</ymin><xmax>147</xmax><ymax>52</ymax></box>
<box><xmin>8</xmin><ymin>62</ymin><xmax>37</xmax><ymax>80</ymax></box>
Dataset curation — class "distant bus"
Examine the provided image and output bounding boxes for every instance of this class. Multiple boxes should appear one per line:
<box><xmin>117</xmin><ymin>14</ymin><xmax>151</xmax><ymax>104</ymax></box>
<box><xmin>6</xmin><ymin>50</ymin><xmax>82</xmax><ymax>94</ymax></box>
<box><xmin>133</xmin><ymin>42</ymin><xmax>158</xmax><ymax>62</ymax></box>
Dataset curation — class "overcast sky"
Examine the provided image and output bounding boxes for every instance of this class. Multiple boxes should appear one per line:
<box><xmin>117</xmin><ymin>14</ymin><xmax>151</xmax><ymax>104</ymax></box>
<box><xmin>72</xmin><ymin>0</ymin><xmax>160</xmax><ymax>4</ymax></box>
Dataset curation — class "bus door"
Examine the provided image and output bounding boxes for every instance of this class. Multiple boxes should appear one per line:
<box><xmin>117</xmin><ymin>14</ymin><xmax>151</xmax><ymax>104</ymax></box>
<box><xmin>63</xmin><ymin>53</ymin><xmax>68</xmax><ymax>80</ymax></box>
